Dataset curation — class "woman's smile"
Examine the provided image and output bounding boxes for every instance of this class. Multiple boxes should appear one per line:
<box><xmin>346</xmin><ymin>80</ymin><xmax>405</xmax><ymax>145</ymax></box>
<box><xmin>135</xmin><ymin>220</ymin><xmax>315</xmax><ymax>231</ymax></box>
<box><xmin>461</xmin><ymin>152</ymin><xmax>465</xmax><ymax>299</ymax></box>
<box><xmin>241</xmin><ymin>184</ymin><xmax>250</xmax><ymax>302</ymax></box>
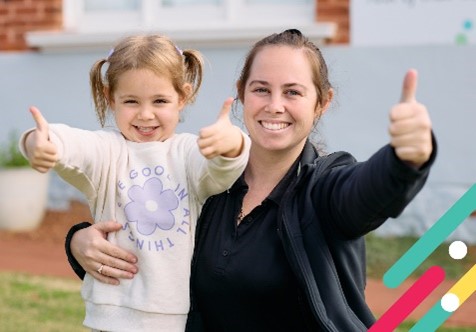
<box><xmin>259</xmin><ymin>120</ymin><xmax>291</xmax><ymax>131</ymax></box>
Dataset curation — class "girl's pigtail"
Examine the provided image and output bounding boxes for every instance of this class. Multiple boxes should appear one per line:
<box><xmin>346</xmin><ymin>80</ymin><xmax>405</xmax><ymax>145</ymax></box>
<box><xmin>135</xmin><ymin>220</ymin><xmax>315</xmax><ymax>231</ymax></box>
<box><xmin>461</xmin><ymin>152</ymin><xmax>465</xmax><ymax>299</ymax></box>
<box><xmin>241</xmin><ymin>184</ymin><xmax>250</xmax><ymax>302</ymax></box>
<box><xmin>89</xmin><ymin>59</ymin><xmax>108</xmax><ymax>127</ymax></box>
<box><xmin>181</xmin><ymin>49</ymin><xmax>204</xmax><ymax>104</ymax></box>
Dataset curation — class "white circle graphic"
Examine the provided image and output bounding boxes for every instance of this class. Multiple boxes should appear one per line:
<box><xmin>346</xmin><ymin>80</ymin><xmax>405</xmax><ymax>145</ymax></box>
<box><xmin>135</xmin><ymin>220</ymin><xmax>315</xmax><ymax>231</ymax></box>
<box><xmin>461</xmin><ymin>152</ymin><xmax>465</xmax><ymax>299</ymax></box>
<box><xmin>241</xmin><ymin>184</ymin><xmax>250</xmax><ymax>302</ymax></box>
<box><xmin>449</xmin><ymin>240</ymin><xmax>467</xmax><ymax>260</ymax></box>
<box><xmin>441</xmin><ymin>293</ymin><xmax>460</xmax><ymax>312</ymax></box>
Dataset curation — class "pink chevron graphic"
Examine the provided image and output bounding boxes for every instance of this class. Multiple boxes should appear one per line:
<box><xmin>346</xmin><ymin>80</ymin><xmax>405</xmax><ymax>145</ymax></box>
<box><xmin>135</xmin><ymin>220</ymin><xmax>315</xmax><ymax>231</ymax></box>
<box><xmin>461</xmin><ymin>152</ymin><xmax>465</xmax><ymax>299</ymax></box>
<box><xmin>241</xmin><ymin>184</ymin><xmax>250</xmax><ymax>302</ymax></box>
<box><xmin>369</xmin><ymin>266</ymin><xmax>445</xmax><ymax>331</ymax></box>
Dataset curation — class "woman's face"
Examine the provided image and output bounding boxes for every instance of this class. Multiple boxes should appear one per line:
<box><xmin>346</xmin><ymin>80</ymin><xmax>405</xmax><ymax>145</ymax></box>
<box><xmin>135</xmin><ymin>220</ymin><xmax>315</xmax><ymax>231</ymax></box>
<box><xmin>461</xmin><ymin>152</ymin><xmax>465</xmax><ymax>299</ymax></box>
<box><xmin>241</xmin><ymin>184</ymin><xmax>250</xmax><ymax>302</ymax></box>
<box><xmin>242</xmin><ymin>45</ymin><xmax>325</xmax><ymax>154</ymax></box>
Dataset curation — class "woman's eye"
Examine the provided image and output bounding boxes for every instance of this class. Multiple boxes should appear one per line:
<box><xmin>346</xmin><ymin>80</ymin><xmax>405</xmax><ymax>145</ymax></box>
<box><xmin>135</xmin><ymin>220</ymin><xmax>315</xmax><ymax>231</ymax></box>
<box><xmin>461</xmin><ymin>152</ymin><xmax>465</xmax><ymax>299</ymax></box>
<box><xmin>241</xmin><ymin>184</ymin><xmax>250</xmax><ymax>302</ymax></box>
<box><xmin>286</xmin><ymin>90</ymin><xmax>301</xmax><ymax>96</ymax></box>
<box><xmin>254</xmin><ymin>87</ymin><xmax>268</xmax><ymax>93</ymax></box>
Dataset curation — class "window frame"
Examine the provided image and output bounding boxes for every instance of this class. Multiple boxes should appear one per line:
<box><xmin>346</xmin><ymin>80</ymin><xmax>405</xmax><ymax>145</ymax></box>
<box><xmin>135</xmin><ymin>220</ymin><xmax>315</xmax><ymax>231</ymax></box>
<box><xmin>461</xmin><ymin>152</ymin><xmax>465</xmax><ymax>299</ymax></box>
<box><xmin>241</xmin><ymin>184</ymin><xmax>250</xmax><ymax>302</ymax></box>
<box><xmin>26</xmin><ymin>0</ymin><xmax>336</xmax><ymax>52</ymax></box>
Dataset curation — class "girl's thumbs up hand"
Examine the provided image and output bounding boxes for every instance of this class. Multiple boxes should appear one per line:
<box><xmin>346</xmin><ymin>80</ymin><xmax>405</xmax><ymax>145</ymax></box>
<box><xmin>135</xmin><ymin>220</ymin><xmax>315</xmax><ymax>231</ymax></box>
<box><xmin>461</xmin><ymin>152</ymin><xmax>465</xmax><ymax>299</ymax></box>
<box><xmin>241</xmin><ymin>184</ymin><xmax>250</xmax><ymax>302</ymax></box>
<box><xmin>25</xmin><ymin>106</ymin><xmax>58</xmax><ymax>173</ymax></box>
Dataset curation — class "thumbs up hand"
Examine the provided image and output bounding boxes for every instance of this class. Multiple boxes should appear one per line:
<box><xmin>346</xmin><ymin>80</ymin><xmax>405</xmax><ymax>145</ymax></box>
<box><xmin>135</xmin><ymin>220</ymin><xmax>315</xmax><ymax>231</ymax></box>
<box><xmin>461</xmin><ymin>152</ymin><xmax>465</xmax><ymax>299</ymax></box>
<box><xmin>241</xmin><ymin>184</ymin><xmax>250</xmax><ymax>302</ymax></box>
<box><xmin>197</xmin><ymin>97</ymin><xmax>244</xmax><ymax>159</ymax></box>
<box><xmin>389</xmin><ymin>69</ymin><xmax>433</xmax><ymax>168</ymax></box>
<box><xmin>25</xmin><ymin>106</ymin><xmax>58</xmax><ymax>173</ymax></box>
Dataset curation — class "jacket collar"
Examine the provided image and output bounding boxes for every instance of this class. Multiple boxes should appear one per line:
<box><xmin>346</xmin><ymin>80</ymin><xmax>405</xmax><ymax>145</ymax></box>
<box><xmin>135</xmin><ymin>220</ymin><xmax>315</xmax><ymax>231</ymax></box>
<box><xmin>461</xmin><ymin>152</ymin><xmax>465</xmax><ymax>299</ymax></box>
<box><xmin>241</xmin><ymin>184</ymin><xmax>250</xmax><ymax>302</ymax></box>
<box><xmin>300</xmin><ymin>140</ymin><xmax>320</xmax><ymax>165</ymax></box>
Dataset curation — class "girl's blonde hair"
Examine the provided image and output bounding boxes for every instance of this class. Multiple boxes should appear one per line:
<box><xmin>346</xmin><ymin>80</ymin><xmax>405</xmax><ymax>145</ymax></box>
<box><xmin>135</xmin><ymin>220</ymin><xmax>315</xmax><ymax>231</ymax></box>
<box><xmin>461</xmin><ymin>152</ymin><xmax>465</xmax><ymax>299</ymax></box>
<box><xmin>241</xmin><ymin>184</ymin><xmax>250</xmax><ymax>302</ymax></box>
<box><xmin>90</xmin><ymin>34</ymin><xmax>204</xmax><ymax>127</ymax></box>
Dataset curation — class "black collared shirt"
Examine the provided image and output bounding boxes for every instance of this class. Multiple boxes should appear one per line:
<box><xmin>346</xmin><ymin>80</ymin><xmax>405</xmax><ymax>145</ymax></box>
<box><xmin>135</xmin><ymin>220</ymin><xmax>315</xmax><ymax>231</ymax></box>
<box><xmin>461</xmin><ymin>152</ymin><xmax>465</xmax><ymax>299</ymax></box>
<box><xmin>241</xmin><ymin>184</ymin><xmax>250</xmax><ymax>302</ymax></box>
<box><xmin>194</xmin><ymin>159</ymin><xmax>314</xmax><ymax>332</ymax></box>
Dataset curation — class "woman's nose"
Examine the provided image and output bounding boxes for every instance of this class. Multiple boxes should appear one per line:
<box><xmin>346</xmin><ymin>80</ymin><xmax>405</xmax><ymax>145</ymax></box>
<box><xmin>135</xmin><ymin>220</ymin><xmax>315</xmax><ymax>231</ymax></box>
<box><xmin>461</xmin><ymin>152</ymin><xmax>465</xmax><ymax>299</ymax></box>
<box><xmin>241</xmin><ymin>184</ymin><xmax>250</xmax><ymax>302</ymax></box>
<box><xmin>265</xmin><ymin>97</ymin><xmax>285</xmax><ymax>113</ymax></box>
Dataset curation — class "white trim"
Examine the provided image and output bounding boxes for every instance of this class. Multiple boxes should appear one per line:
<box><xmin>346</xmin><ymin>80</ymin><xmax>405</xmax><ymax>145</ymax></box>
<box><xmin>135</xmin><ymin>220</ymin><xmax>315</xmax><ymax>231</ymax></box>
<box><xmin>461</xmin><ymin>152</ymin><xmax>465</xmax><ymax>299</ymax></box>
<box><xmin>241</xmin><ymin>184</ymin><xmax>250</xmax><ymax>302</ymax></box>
<box><xmin>26</xmin><ymin>23</ymin><xmax>336</xmax><ymax>53</ymax></box>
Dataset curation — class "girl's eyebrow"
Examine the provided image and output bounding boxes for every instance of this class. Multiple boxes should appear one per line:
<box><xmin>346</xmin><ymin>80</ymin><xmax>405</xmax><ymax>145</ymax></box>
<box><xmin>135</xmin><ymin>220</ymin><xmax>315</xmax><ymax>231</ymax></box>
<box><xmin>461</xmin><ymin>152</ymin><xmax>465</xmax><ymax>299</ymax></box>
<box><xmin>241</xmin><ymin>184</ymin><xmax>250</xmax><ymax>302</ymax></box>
<box><xmin>118</xmin><ymin>93</ymin><xmax>171</xmax><ymax>99</ymax></box>
<box><xmin>116</xmin><ymin>93</ymin><xmax>139</xmax><ymax>99</ymax></box>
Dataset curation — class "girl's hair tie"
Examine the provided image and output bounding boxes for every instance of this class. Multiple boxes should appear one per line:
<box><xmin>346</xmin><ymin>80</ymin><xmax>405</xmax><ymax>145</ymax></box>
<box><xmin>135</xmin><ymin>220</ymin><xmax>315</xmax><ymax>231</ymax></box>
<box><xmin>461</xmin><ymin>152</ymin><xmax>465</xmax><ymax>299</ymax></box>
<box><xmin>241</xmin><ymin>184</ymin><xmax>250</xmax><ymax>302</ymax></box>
<box><xmin>106</xmin><ymin>48</ymin><xmax>114</xmax><ymax>61</ymax></box>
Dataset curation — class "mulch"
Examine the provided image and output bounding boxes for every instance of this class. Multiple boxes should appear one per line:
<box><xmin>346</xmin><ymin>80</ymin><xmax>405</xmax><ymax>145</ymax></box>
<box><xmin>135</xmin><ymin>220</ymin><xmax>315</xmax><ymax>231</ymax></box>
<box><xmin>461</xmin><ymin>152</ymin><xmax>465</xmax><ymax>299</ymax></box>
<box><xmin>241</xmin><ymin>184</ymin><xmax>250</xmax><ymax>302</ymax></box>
<box><xmin>0</xmin><ymin>200</ymin><xmax>474</xmax><ymax>328</ymax></box>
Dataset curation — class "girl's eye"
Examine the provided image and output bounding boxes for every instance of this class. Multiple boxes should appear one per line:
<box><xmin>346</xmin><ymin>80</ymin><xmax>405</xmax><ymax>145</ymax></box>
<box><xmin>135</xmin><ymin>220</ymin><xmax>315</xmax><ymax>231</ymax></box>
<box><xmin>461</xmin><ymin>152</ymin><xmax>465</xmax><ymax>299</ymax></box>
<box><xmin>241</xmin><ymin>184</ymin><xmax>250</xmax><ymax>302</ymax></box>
<box><xmin>124</xmin><ymin>99</ymin><xmax>137</xmax><ymax>104</ymax></box>
<box><xmin>154</xmin><ymin>99</ymin><xmax>167</xmax><ymax>104</ymax></box>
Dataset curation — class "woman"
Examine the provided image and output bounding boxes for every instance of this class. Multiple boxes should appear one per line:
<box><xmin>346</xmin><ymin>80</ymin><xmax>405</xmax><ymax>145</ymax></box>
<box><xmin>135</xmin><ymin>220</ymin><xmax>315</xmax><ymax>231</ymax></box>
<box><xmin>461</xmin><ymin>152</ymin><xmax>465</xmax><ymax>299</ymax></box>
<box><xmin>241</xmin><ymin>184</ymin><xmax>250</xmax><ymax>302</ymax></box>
<box><xmin>65</xmin><ymin>29</ymin><xmax>435</xmax><ymax>331</ymax></box>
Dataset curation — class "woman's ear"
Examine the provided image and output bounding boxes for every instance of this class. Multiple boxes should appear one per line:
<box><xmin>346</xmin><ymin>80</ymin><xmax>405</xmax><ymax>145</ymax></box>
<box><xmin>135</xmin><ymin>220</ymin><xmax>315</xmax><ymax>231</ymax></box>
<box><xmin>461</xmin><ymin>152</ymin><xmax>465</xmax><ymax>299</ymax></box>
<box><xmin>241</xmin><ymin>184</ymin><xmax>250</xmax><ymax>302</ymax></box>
<box><xmin>322</xmin><ymin>88</ymin><xmax>334</xmax><ymax>114</ymax></box>
<box><xmin>236</xmin><ymin>80</ymin><xmax>243</xmax><ymax>102</ymax></box>
<box><xmin>315</xmin><ymin>88</ymin><xmax>334</xmax><ymax>118</ymax></box>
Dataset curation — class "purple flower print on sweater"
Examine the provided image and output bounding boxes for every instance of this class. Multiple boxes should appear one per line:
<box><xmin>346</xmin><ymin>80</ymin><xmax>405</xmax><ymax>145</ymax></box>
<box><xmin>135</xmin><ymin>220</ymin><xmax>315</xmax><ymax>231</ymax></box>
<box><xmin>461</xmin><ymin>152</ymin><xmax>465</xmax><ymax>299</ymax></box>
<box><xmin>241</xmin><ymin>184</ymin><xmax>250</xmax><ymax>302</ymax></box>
<box><xmin>124</xmin><ymin>177</ymin><xmax>179</xmax><ymax>235</ymax></box>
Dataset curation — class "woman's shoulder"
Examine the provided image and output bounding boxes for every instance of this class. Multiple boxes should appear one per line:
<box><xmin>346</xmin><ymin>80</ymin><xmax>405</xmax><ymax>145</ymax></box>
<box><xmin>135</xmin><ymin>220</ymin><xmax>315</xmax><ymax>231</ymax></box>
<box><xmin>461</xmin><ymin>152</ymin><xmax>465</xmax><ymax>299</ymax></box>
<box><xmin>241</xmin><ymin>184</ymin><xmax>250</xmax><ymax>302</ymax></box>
<box><xmin>315</xmin><ymin>151</ymin><xmax>357</xmax><ymax>167</ymax></box>
<box><xmin>302</xmin><ymin>141</ymin><xmax>356</xmax><ymax>168</ymax></box>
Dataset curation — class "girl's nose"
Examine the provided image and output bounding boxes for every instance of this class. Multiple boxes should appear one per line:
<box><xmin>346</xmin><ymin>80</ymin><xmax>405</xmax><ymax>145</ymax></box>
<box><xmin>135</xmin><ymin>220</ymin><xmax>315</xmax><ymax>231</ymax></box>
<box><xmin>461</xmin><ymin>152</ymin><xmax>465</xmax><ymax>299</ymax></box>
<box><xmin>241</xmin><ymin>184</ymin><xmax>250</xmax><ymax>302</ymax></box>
<box><xmin>137</xmin><ymin>107</ymin><xmax>155</xmax><ymax>120</ymax></box>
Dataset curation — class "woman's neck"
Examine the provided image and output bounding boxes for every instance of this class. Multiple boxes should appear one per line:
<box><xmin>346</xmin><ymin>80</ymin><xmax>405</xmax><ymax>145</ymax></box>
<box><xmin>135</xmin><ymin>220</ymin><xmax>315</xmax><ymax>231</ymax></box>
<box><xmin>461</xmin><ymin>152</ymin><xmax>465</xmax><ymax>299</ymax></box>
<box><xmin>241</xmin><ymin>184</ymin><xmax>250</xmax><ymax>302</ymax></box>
<box><xmin>244</xmin><ymin>143</ymin><xmax>303</xmax><ymax>190</ymax></box>
<box><xmin>238</xmin><ymin>144</ymin><xmax>303</xmax><ymax>222</ymax></box>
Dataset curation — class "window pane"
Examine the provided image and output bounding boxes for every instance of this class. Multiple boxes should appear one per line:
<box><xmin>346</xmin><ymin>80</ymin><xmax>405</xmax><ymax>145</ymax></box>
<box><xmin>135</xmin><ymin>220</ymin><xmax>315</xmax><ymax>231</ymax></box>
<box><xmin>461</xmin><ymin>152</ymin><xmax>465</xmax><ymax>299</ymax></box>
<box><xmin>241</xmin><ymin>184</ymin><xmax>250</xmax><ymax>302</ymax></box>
<box><xmin>162</xmin><ymin>0</ymin><xmax>222</xmax><ymax>6</ymax></box>
<box><xmin>84</xmin><ymin>0</ymin><xmax>140</xmax><ymax>11</ymax></box>
<box><xmin>245</xmin><ymin>0</ymin><xmax>310</xmax><ymax>3</ymax></box>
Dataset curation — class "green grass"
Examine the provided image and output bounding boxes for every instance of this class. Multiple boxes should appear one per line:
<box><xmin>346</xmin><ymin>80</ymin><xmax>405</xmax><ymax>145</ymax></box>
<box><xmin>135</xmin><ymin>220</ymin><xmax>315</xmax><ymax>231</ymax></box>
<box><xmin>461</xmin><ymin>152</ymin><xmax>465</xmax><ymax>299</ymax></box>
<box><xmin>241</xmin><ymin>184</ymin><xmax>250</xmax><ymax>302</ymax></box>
<box><xmin>1</xmin><ymin>234</ymin><xmax>474</xmax><ymax>331</ymax></box>
<box><xmin>365</xmin><ymin>234</ymin><xmax>475</xmax><ymax>279</ymax></box>
<box><xmin>0</xmin><ymin>130</ymin><xmax>30</xmax><ymax>168</ymax></box>
<box><xmin>395</xmin><ymin>321</ymin><xmax>475</xmax><ymax>331</ymax></box>
<box><xmin>0</xmin><ymin>272</ymin><xmax>87</xmax><ymax>332</ymax></box>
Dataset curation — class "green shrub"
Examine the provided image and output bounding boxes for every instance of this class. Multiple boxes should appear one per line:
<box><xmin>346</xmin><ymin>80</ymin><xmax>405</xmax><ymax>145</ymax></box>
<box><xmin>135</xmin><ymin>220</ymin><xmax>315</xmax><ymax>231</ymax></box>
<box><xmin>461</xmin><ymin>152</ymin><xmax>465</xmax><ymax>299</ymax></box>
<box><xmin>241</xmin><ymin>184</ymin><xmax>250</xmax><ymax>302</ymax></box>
<box><xmin>0</xmin><ymin>130</ymin><xmax>29</xmax><ymax>168</ymax></box>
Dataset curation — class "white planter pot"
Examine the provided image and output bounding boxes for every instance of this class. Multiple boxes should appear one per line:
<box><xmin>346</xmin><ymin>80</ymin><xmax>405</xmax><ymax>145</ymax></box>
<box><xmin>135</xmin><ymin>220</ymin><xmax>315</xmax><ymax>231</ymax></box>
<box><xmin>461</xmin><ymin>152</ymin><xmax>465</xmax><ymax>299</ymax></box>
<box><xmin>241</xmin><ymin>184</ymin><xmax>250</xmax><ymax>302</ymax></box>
<box><xmin>0</xmin><ymin>168</ymin><xmax>49</xmax><ymax>231</ymax></box>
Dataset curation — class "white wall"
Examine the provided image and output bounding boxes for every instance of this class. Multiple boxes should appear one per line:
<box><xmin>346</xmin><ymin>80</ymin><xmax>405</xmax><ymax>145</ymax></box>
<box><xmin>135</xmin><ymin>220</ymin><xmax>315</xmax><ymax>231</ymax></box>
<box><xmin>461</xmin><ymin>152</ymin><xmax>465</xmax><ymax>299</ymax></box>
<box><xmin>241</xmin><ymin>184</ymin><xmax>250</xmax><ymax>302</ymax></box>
<box><xmin>1</xmin><ymin>45</ymin><xmax>475</xmax><ymax>242</ymax></box>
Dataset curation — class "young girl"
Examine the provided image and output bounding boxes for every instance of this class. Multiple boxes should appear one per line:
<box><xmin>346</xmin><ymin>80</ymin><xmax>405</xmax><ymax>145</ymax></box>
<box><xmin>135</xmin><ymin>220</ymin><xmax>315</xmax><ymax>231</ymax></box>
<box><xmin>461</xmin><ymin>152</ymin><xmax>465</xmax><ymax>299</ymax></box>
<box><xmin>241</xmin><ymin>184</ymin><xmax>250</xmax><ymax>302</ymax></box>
<box><xmin>21</xmin><ymin>34</ymin><xmax>250</xmax><ymax>331</ymax></box>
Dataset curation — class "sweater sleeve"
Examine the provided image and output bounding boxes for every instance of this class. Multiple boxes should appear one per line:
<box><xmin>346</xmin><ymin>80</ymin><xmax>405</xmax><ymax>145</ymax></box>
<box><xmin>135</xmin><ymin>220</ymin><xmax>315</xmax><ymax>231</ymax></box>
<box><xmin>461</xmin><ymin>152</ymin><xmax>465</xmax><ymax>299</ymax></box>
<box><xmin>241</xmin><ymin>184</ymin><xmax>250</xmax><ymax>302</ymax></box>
<box><xmin>316</xmin><ymin>134</ymin><xmax>437</xmax><ymax>238</ymax></box>
<box><xmin>187</xmin><ymin>130</ymin><xmax>251</xmax><ymax>202</ymax></box>
<box><xmin>64</xmin><ymin>221</ymin><xmax>92</xmax><ymax>280</ymax></box>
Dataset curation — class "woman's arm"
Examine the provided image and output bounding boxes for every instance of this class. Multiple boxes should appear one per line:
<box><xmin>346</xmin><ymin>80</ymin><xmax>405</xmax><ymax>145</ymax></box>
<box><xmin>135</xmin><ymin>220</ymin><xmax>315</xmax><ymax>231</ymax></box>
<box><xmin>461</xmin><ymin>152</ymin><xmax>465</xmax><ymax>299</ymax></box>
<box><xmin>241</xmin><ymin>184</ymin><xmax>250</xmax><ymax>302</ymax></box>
<box><xmin>65</xmin><ymin>221</ymin><xmax>138</xmax><ymax>285</ymax></box>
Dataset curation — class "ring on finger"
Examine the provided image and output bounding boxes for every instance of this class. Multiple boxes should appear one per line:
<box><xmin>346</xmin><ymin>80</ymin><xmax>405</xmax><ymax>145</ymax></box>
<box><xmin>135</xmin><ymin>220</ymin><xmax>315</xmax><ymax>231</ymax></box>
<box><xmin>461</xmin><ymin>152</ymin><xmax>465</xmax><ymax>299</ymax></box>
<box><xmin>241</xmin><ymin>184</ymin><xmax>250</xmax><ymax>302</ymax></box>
<box><xmin>97</xmin><ymin>264</ymin><xmax>105</xmax><ymax>275</ymax></box>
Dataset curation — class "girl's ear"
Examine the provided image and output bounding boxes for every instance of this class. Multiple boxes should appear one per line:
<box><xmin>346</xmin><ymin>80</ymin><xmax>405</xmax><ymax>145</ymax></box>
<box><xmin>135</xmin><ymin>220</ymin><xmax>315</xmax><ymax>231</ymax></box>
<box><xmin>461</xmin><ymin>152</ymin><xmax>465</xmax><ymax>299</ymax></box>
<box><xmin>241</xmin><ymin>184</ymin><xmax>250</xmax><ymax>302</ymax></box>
<box><xmin>104</xmin><ymin>86</ymin><xmax>114</xmax><ymax>110</ymax></box>
<box><xmin>179</xmin><ymin>83</ymin><xmax>192</xmax><ymax>110</ymax></box>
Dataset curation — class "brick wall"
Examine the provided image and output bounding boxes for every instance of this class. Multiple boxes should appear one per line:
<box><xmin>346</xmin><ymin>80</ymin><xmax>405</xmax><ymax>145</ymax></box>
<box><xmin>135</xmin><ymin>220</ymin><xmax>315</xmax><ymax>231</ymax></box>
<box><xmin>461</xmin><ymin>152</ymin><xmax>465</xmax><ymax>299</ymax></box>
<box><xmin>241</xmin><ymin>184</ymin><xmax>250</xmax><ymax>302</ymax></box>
<box><xmin>317</xmin><ymin>0</ymin><xmax>350</xmax><ymax>44</ymax></box>
<box><xmin>0</xmin><ymin>0</ymin><xmax>350</xmax><ymax>51</ymax></box>
<box><xmin>0</xmin><ymin>0</ymin><xmax>62</xmax><ymax>51</ymax></box>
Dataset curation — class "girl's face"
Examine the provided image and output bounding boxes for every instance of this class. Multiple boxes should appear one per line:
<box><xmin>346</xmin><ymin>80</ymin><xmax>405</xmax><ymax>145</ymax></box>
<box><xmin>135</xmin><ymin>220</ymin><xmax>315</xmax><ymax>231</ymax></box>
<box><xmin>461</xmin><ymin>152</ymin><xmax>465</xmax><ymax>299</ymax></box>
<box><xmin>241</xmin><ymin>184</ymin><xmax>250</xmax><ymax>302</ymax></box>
<box><xmin>242</xmin><ymin>45</ymin><xmax>328</xmax><ymax>155</ymax></box>
<box><xmin>109</xmin><ymin>68</ymin><xmax>185</xmax><ymax>143</ymax></box>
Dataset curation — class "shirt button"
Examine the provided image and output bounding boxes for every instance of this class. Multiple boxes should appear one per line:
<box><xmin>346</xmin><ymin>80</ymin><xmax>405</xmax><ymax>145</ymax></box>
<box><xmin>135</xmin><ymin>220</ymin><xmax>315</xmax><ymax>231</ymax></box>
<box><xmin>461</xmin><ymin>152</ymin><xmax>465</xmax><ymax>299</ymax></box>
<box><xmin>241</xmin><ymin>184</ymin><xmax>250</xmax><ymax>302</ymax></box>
<box><xmin>222</xmin><ymin>250</ymin><xmax>229</xmax><ymax>257</ymax></box>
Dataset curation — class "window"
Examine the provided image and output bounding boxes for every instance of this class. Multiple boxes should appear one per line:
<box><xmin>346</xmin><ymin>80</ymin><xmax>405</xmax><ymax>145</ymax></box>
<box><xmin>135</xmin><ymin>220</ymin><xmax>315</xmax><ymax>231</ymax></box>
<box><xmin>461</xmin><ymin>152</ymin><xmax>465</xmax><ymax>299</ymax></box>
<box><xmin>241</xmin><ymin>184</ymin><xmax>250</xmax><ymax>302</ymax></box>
<box><xmin>66</xmin><ymin>0</ymin><xmax>314</xmax><ymax>31</ymax></box>
<box><xmin>27</xmin><ymin>0</ymin><xmax>334</xmax><ymax>52</ymax></box>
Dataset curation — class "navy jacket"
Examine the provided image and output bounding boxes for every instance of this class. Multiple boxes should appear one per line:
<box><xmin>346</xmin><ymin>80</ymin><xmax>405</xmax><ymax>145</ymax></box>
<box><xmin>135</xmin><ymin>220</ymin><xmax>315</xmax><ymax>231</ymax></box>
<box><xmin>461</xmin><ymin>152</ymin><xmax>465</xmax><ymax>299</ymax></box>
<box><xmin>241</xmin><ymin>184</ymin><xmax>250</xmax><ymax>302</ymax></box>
<box><xmin>188</xmin><ymin>139</ymin><xmax>436</xmax><ymax>331</ymax></box>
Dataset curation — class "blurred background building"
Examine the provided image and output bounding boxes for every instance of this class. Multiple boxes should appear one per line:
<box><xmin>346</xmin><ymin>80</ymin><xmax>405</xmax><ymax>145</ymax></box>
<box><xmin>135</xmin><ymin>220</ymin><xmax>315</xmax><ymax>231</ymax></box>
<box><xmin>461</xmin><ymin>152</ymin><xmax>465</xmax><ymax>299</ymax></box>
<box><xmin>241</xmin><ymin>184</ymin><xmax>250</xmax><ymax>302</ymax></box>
<box><xmin>1</xmin><ymin>0</ymin><xmax>475</xmax><ymax>242</ymax></box>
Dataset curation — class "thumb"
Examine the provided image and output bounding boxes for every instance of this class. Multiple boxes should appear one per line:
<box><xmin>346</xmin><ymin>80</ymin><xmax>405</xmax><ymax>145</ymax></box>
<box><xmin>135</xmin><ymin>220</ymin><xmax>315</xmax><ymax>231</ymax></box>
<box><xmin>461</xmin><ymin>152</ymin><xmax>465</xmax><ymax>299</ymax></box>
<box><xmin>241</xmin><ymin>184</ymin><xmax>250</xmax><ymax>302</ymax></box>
<box><xmin>216</xmin><ymin>97</ymin><xmax>234</xmax><ymax>121</ymax></box>
<box><xmin>400</xmin><ymin>69</ymin><xmax>418</xmax><ymax>103</ymax></box>
<box><xmin>29</xmin><ymin>106</ymin><xmax>49</xmax><ymax>138</ymax></box>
